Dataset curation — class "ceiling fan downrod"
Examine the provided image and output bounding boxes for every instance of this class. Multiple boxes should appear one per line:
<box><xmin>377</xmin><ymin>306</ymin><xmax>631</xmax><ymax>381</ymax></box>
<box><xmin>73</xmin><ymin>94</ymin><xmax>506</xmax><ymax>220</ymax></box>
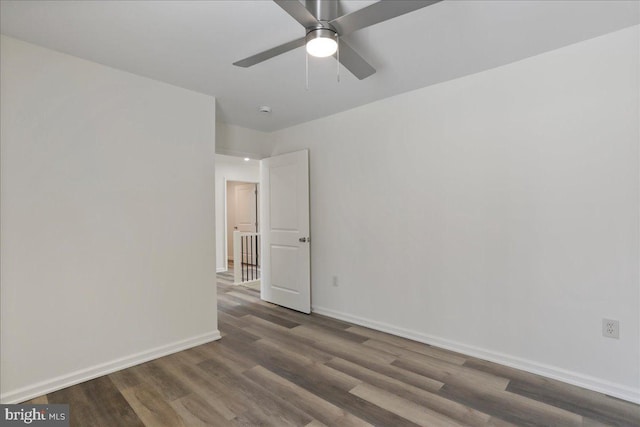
<box><xmin>306</xmin><ymin>0</ymin><xmax>337</xmax><ymax>23</ymax></box>
<box><xmin>304</xmin><ymin>0</ymin><xmax>340</xmax><ymax>88</ymax></box>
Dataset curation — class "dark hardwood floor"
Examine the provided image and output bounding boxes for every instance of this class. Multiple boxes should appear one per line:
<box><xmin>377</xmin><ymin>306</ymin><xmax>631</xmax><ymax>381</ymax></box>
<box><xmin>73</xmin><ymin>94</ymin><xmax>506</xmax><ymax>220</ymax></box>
<box><xmin>25</xmin><ymin>278</ymin><xmax>640</xmax><ymax>426</ymax></box>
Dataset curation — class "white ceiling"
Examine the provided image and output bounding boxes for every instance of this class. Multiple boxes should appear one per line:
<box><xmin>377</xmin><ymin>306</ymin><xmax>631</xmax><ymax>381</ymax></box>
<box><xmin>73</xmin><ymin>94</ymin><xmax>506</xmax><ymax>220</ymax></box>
<box><xmin>1</xmin><ymin>0</ymin><xmax>638</xmax><ymax>132</ymax></box>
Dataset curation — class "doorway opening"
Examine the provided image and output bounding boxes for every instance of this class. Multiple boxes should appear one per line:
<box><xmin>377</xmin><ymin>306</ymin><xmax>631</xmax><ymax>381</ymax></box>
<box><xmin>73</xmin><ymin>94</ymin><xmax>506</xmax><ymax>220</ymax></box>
<box><xmin>226</xmin><ymin>180</ymin><xmax>260</xmax><ymax>289</ymax></box>
<box><xmin>215</xmin><ymin>149</ymin><xmax>310</xmax><ymax>313</ymax></box>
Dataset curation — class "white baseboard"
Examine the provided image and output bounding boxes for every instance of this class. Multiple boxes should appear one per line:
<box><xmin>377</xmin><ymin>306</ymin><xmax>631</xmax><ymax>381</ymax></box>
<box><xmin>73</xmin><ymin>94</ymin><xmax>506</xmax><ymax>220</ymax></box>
<box><xmin>0</xmin><ymin>330</ymin><xmax>222</xmax><ymax>404</ymax></box>
<box><xmin>216</xmin><ymin>267</ymin><xmax>227</xmax><ymax>273</ymax></box>
<box><xmin>311</xmin><ymin>305</ymin><xmax>640</xmax><ymax>404</ymax></box>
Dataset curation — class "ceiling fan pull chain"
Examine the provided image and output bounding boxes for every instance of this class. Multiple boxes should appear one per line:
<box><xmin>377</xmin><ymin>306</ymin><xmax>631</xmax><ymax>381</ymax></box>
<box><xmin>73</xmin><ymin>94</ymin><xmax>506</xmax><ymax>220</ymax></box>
<box><xmin>336</xmin><ymin>34</ymin><xmax>340</xmax><ymax>83</ymax></box>
<box><xmin>305</xmin><ymin>48</ymin><xmax>309</xmax><ymax>90</ymax></box>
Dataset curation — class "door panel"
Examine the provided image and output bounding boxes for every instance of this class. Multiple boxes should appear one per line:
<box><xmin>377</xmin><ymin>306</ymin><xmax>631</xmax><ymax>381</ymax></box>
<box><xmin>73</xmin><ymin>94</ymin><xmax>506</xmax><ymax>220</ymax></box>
<box><xmin>269</xmin><ymin>164</ymin><xmax>298</xmax><ymax>230</ymax></box>
<box><xmin>235</xmin><ymin>183</ymin><xmax>257</xmax><ymax>232</ymax></box>
<box><xmin>260</xmin><ymin>150</ymin><xmax>310</xmax><ymax>313</ymax></box>
<box><xmin>271</xmin><ymin>245</ymin><xmax>298</xmax><ymax>292</ymax></box>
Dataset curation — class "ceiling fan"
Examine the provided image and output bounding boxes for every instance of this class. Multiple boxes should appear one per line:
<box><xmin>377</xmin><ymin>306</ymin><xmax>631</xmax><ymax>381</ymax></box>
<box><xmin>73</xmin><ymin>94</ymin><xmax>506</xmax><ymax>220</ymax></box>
<box><xmin>233</xmin><ymin>0</ymin><xmax>442</xmax><ymax>80</ymax></box>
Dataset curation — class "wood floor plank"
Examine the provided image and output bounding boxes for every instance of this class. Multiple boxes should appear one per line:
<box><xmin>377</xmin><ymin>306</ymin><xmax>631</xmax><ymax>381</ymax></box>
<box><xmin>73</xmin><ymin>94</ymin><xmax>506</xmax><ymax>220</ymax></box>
<box><xmin>292</xmin><ymin>322</ymin><xmax>369</xmax><ymax>344</ymax></box>
<box><xmin>28</xmin><ymin>274</ymin><xmax>639</xmax><ymax>427</ymax></box>
<box><xmin>83</xmin><ymin>376</ymin><xmax>147</xmax><ymax>426</ymax></box>
<box><xmin>120</xmin><ymin>384</ymin><xmax>186</xmax><ymax>427</ymax></box>
<box><xmin>507</xmin><ymin>380</ymin><xmax>640</xmax><ymax>427</ymax></box>
<box><xmin>195</xmin><ymin>356</ymin><xmax>245</xmax><ymax>380</ymax></box>
<box><xmin>259</xmin><ymin>303</ymin><xmax>353</xmax><ymax>331</ymax></box>
<box><xmin>243</xmin><ymin>365</ymin><xmax>372</xmax><ymax>427</ymax></box>
<box><xmin>255</xmin><ymin>338</ymin><xmax>362</xmax><ymax>390</ymax></box>
<box><xmin>219</xmin><ymin>328</ymin><xmax>361</xmax><ymax>393</ymax></box>
<box><xmin>327</xmin><ymin>357</ymin><xmax>498</xmax><ymax>427</ymax></box>
<box><xmin>341</xmin><ymin>351</ymin><xmax>448</xmax><ymax>391</ymax></box>
<box><xmin>581</xmin><ymin>418</ymin><xmax>622</xmax><ymax>427</ymax></box>
<box><xmin>306</xmin><ymin>312</ymin><xmax>354</xmax><ymax>330</ymax></box>
<box><xmin>207</xmin><ymin>366</ymin><xmax>314</xmax><ymax>427</ymax></box>
<box><xmin>109</xmin><ymin>364</ymin><xmax>145</xmax><ymax>391</ymax></box>
<box><xmin>217</xmin><ymin>309</ymin><xmax>254</xmax><ymax>329</ymax></box>
<box><xmin>169</xmin><ymin>393</ymin><xmax>235</xmax><ymax>427</ymax></box>
<box><xmin>186</xmin><ymin>341</ymin><xmax>316</xmax><ymax>426</ymax></box>
<box><xmin>134</xmin><ymin>359</ymin><xmax>191</xmax><ymax>402</ymax></box>
<box><xmin>439</xmin><ymin>384</ymin><xmax>584</xmax><ymax>427</ymax></box>
<box><xmin>261</xmin><ymin>362</ymin><xmax>421</xmax><ymax>427</ymax></box>
<box><xmin>242</xmin><ymin>319</ymin><xmax>335</xmax><ymax>363</ymax></box>
<box><xmin>327</xmin><ymin>356</ymin><xmax>443</xmax><ymax>394</ymax></box>
<box><xmin>254</xmin><ymin>337</ymin><xmax>316</xmax><ymax>367</ymax></box>
<box><xmin>241</xmin><ymin>306</ymin><xmax>302</xmax><ymax>329</ymax></box>
<box><xmin>350</xmin><ymin>383</ymin><xmax>467</xmax><ymax>427</ymax></box>
<box><xmin>487</xmin><ymin>417</ymin><xmax>520</xmax><ymax>427</ymax></box>
<box><xmin>217</xmin><ymin>317</ymin><xmax>262</xmax><ymax>342</ymax></box>
<box><xmin>291</xmin><ymin>324</ymin><xmax>398</xmax><ymax>365</ymax></box>
<box><xmin>192</xmin><ymin>340</ymin><xmax>257</xmax><ymax>373</ymax></box>
<box><xmin>221</xmin><ymin>299</ymin><xmax>301</xmax><ymax>329</ymax></box>
<box><xmin>47</xmin><ymin>381</ymin><xmax>113</xmax><ymax>426</ymax></box>
<box><xmin>217</xmin><ymin>295</ymin><xmax>243</xmax><ymax>309</ymax></box>
<box><xmin>347</xmin><ymin>325</ymin><xmax>468</xmax><ymax>365</ymax></box>
<box><xmin>465</xmin><ymin>358</ymin><xmax>640</xmax><ymax>426</ymax></box>
<box><xmin>224</xmin><ymin>290</ymin><xmax>277</xmax><ymax>309</ymax></box>
<box><xmin>364</xmin><ymin>337</ymin><xmax>467</xmax><ymax>366</ymax></box>
<box><xmin>52</xmin><ymin>376</ymin><xmax>145</xmax><ymax>427</ymax></box>
<box><xmin>152</xmin><ymin>353</ymin><xmax>241</xmax><ymax>420</ymax></box>
<box><xmin>189</xmin><ymin>340</ymin><xmax>258</xmax><ymax>377</ymax></box>
<box><xmin>222</xmin><ymin>328</ymin><xmax>417</xmax><ymax>427</ymax></box>
<box><xmin>392</xmin><ymin>354</ymin><xmax>511</xmax><ymax>391</ymax></box>
<box><xmin>232</xmin><ymin>405</ymin><xmax>305</xmax><ymax>427</ymax></box>
<box><xmin>225</xmin><ymin>289</ymin><xmax>265</xmax><ymax>302</ymax></box>
<box><xmin>244</xmin><ymin>324</ymin><xmax>334</xmax><ymax>364</ymax></box>
<box><xmin>241</xmin><ymin>312</ymin><xmax>315</xmax><ymax>345</ymax></box>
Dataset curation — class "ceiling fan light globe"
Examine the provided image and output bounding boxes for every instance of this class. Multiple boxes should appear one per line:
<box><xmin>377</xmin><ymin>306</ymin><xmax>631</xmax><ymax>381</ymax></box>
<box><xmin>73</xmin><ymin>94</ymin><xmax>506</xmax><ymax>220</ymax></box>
<box><xmin>306</xmin><ymin>37</ymin><xmax>337</xmax><ymax>57</ymax></box>
<box><xmin>305</xmin><ymin>28</ymin><xmax>338</xmax><ymax>58</ymax></box>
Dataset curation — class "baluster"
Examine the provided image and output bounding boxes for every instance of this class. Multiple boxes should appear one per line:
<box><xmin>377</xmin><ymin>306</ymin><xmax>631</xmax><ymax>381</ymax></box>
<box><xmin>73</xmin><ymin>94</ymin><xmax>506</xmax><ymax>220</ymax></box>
<box><xmin>244</xmin><ymin>236</ymin><xmax>247</xmax><ymax>282</ymax></box>
<box><xmin>241</xmin><ymin>235</ymin><xmax>245</xmax><ymax>282</ymax></box>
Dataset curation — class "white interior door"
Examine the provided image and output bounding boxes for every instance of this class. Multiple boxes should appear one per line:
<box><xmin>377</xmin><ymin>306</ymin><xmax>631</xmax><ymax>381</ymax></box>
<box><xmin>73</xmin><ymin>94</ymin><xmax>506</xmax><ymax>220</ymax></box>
<box><xmin>235</xmin><ymin>183</ymin><xmax>257</xmax><ymax>263</ymax></box>
<box><xmin>260</xmin><ymin>150</ymin><xmax>310</xmax><ymax>313</ymax></box>
<box><xmin>235</xmin><ymin>183</ymin><xmax>257</xmax><ymax>233</ymax></box>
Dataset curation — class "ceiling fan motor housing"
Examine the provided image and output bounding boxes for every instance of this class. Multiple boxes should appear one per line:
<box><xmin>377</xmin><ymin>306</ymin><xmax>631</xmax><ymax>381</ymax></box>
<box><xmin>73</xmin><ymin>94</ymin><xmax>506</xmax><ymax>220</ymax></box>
<box><xmin>305</xmin><ymin>27</ymin><xmax>337</xmax><ymax>45</ymax></box>
<box><xmin>304</xmin><ymin>0</ymin><xmax>338</xmax><ymax>58</ymax></box>
<box><xmin>306</xmin><ymin>0</ymin><xmax>338</xmax><ymax>22</ymax></box>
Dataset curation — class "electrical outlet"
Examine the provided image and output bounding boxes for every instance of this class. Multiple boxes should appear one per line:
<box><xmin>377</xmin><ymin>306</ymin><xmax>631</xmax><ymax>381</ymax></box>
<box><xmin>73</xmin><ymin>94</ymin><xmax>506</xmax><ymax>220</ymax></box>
<box><xmin>602</xmin><ymin>319</ymin><xmax>619</xmax><ymax>339</ymax></box>
<box><xmin>332</xmin><ymin>276</ymin><xmax>339</xmax><ymax>287</ymax></box>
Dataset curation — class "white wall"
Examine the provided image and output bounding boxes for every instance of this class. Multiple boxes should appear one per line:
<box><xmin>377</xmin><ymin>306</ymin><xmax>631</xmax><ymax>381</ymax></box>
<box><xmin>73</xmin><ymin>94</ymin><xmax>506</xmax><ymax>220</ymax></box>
<box><xmin>216</xmin><ymin>121</ymin><xmax>275</xmax><ymax>159</ymax></box>
<box><xmin>0</xmin><ymin>36</ymin><xmax>219</xmax><ymax>403</ymax></box>
<box><xmin>214</xmin><ymin>155</ymin><xmax>259</xmax><ymax>271</ymax></box>
<box><xmin>271</xmin><ymin>26</ymin><xmax>640</xmax><ymax>402</ymax></box>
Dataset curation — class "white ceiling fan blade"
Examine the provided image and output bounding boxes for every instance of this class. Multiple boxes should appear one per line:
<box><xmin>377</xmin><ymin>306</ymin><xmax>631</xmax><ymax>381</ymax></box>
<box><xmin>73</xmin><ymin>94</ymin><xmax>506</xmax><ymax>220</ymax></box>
<box><xmin>336</xmin><ymin>38</ymin><xmax>375</xmax><ymax>80</ymax></box>
<box><xmin>233</xmin><ymin>37</ymin><xmax>306</xmax><ymax>68</ymax></box>
<box><xmin>273</xmin><ymin>0</ymin><xmax>319</xmax><ymax>28</ymax></box>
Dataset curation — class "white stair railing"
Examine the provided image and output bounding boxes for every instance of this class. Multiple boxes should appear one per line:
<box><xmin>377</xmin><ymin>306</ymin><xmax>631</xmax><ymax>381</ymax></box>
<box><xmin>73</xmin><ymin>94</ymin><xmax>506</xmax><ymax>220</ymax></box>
<box><xmin>233</xmin><ymin>231</ymin><xmax>260</xmax><ymax>285</ymax></box>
